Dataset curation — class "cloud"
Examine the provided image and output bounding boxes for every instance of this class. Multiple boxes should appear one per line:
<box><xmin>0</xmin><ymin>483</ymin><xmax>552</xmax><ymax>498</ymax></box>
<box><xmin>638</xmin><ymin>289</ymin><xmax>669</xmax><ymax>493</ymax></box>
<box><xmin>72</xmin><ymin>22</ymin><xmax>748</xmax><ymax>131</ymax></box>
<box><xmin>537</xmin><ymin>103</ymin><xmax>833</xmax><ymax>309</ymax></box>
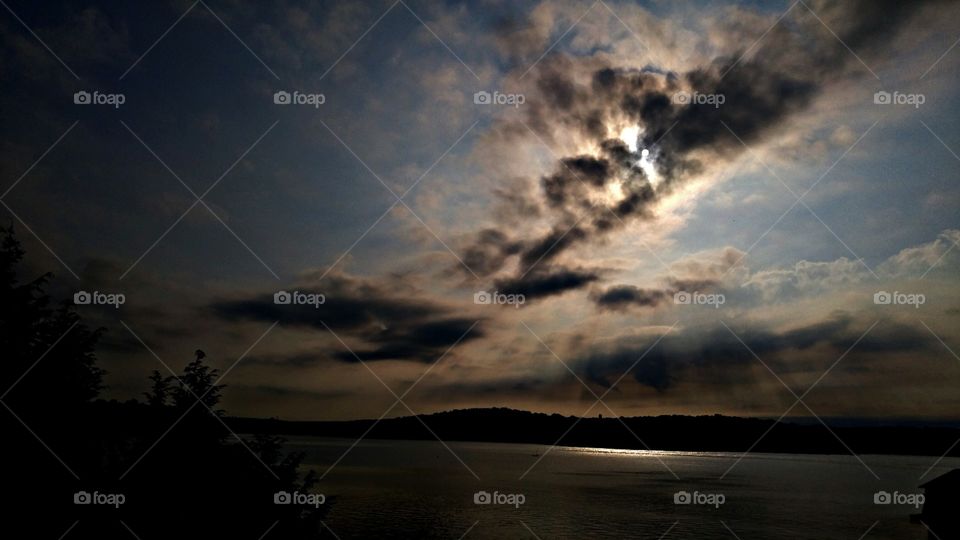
<box><xmin>590</xmin><ymin>285</ymin><xmax>670</xmax><ymax>311</ymax></box>
<box><xmin>457</xmin><ymin>0</ymin><xmax>939</xmax><ymax>308</ymax></box>
<box><xmin>589</xmin><ymin>227</ymin><xmax>960</xmax><ymax>312</ymax></box>
<box><xmin>494</xmin><ymin>265</ymin><xmax>600</xmax><ymax>300</ymax></box>
<box><xmin>744</xmin><ymin>258</ymin><xmax>870</xmax><ymax>303</ymax></box>
<box><xmin>878</xmin><ymin>229</ymin><xmax>960</xmax><ymax>278</ymax></box>
<box><xmin>212</xmin><ymin>272</ymin><xmax>484</xmax><ymax>363</ymax></box>
<box><xmin>333</xmin><ymin>317</ymin><xmax>480</xmax><ymax>363</ymax></box>
<box><xmin>590</xmin><ymin>247</ymin><xmax>741</xmax><ymax>311</ymax></box>
<box><xmin>575</xmin><ymin>314</ymin><xmax>935</xmax><ymax>391</ymax></box>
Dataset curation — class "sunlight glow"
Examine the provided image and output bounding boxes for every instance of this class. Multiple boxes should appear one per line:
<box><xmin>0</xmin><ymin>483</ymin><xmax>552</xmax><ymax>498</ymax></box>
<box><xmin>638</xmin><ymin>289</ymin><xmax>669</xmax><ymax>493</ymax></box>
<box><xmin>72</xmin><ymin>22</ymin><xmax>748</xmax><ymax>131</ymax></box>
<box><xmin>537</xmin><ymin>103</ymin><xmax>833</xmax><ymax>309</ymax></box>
<box><xmin>619</xmin><ymin>125</ymin><xmax>660</xmax><ymax>187</ymax></box>
<box><xmin>619</xmin><ymin>125</ymin><xmax>640</xmax><ymax>153</ymax></box>
<box><xmin>639</xmin><ymin>147</ymin><xmax>659</xmax><ymax>187</ymax></box>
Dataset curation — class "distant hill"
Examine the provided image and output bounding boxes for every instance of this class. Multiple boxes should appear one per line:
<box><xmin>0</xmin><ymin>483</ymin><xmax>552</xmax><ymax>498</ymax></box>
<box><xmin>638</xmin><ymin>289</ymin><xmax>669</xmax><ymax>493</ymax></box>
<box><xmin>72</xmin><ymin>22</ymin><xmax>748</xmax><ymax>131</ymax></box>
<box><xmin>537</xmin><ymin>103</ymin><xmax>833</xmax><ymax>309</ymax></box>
<box><xmin>225</xmin><ymin>407</ymin><xmax>960</xmax><ymax>457</ymax></box>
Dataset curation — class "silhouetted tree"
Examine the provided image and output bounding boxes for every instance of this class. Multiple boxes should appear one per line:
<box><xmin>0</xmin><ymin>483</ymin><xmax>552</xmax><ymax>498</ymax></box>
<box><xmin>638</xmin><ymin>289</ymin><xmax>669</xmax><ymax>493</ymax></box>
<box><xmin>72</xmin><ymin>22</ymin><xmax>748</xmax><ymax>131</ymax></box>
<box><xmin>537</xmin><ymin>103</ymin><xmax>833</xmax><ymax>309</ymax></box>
<box><xmin>2</xmin><ymin>225</ymin><xmax>108</xmax><ymax>537</ymax></box>
<box><xmin>0</xmin><ymin>225</ymin><xmax>104</xmax><ymax>414</ymax></box>
<box><xmin>2</xmin><ymin>226</ymin><xmax>326</xmax><ymax>539</ymax></box>
<box><xmin>169</xmin><ymin>349</ymin><xmax>225</xmax><ymax>412</ymax></box>
<box><xmin>122</xmin><ymin>349</ymin><xmax>325</xmax><ymax>538</ymax></box>
<box><xmin>143</xmin><ymin>370</ymin><xmax>169</xmax><ymax>407</ymax></box>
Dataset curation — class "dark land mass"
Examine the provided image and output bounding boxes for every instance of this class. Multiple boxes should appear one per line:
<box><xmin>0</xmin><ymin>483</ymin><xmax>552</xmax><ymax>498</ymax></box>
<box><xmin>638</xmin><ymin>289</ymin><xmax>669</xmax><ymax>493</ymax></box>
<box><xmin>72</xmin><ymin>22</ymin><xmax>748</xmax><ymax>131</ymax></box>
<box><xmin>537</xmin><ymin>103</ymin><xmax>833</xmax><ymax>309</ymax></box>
<box><xmin>220</xmin><ymin>407</ymin><xmax>960</xmax><ymax>457</ymax></box>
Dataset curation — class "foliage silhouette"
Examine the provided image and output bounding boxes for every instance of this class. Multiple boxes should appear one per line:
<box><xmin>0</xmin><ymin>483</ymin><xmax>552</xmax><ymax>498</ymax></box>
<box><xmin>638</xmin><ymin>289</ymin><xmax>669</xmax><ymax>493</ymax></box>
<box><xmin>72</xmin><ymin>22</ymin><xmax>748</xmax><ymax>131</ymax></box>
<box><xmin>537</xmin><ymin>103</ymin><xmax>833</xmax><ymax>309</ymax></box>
<box><xmin>0</xmin><ymin>226</ymin><xmax>326</xmax><ymax>539</ymax></box>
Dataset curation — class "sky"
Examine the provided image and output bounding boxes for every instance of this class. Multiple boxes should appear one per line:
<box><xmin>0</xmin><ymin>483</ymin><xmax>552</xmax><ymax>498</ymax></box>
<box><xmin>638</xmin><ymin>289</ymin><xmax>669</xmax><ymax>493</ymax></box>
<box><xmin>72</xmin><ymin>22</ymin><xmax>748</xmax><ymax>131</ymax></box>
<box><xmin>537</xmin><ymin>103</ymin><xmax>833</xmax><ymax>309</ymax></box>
<box><xmin>2</xmin><ymin>0</ymin><xmax>959</xmax><ymax>421</ymax></box>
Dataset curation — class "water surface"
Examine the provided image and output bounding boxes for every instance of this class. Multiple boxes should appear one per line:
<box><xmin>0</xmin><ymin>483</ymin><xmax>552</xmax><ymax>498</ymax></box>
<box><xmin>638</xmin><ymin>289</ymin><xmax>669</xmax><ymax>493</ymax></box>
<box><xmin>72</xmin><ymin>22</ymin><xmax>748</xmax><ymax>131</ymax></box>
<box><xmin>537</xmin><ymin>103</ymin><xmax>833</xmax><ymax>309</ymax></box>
<box><xmin>287</xmin><ymin>437</ymin><xmax>956</xmax><ymax>539</ymax></box>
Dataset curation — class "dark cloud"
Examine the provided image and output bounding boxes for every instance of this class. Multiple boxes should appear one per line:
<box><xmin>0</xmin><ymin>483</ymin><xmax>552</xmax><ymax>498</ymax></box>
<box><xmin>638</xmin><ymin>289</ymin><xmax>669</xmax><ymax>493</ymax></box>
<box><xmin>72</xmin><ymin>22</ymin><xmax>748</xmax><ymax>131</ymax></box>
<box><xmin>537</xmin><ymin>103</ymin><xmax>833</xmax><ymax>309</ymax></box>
<box><xmin>334</xmin><ymin>318</ymin><xmax>480</xmax><ymax>363</ymax></box>
<box><xmin>494</xmin><ymin>266</ymin><xmax>600</xmax><ymax>299</ymax></box>
<box><xmin>214</xmin><ymin>290</ymin><xmax>428</xmax><ymax>331</ymax></box>
<box><xmin>518</xmin><ymin>225</ymin><xmax>588</xmax><ymax>268</ymax></box>
<box><xmin>590</xmin><ymin>274</ymin><xmax>724</xmax><ymax>312</ymax></box>
<box><xmin>213</xmin><ymin>275</ymin><xmax>483</xmax><ymax>363</ymax></box>
<box><xmin>576</xmin><ymin>315</ymin><xmax>935</xmax><ymax>391</ymax></box>
<box><xmin>590</xmin><ymin>285</ymin><xmax>670</xmax><ymax>311</ymax></box>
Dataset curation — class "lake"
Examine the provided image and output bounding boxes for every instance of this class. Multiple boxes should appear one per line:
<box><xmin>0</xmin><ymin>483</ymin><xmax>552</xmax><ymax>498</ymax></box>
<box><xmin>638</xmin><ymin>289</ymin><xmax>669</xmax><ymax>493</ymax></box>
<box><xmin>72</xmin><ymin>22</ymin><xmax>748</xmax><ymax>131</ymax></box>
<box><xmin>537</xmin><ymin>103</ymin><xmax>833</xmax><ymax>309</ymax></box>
<box><xmin>286</xmin><ymin>436</ymin><xmax>958</xmax><ymax>539</ymax></box>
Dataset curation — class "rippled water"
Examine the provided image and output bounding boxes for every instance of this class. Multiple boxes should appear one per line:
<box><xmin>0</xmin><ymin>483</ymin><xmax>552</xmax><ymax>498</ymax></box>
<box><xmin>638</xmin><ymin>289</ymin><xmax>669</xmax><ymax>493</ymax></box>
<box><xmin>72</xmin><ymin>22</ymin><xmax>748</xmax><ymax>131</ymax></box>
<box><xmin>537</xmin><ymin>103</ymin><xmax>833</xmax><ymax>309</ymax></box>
<box><xmin>287</xmin><ymin>436</ymin><xmax>958</xmax><ymax>539</ymax></box>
